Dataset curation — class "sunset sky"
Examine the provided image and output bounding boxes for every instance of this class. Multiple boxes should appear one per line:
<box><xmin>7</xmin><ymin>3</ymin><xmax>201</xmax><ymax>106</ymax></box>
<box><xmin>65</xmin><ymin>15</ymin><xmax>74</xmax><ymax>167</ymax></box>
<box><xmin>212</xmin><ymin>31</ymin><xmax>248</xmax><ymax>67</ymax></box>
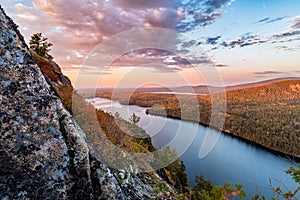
<box><xmin>2</xmin><ymin>0</ymin><xmax>300</xmax><ymax>88</ymax></box>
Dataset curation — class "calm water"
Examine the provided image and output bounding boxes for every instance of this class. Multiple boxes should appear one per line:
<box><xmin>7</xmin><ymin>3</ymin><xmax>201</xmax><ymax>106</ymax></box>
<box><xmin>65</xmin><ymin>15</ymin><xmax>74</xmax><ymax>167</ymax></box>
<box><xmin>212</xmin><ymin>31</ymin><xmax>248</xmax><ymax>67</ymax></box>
<box><xmin>87</xmin><ymin>97</ymin><xmax>299</xmax><ymax>199</ymax></box>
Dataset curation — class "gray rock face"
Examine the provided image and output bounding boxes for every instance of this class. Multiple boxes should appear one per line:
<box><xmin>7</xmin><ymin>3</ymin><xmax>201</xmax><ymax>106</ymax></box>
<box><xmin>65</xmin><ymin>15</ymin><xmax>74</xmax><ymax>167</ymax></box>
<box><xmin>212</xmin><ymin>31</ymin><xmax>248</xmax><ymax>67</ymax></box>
<box><xmin>0</xmin><ymin>5</ymin><xmax>164</xmax><ymax>199</ymax></box>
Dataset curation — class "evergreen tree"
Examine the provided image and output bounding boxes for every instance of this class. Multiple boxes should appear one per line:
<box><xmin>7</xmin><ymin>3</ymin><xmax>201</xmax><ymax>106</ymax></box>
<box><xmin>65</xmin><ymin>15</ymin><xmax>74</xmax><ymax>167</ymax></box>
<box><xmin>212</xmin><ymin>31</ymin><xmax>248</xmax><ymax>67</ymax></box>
<box><xmin>29</xmin><ymin>33</ymin><xmax>53</xmax><ymax>60</ymax></box>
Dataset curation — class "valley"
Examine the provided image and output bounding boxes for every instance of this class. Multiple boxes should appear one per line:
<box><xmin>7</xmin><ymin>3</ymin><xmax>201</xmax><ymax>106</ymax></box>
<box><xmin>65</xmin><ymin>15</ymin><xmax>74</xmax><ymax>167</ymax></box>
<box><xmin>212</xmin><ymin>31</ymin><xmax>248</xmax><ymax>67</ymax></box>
<box><xmin>91</xmin><ymin>79</ymin><xmax>300</xmax><ymax>159</ymax></box>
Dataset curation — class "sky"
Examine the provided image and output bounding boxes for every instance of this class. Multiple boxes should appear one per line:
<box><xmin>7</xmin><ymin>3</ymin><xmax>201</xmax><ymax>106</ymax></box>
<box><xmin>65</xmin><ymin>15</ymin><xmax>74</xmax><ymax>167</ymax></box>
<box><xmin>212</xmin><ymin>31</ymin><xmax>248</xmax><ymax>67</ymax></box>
<box><xmin>1</xmin><ymin>0</ymin><xmax>300</xmax><ymax>88</ymax></box>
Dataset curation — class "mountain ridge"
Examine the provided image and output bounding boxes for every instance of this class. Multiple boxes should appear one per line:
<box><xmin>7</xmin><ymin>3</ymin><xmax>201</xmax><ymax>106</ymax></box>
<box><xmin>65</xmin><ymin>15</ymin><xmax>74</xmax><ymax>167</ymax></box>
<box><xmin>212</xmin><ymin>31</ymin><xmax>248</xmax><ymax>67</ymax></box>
<box><xmin>79</xmin><ymin>77</ymin><xmax>300</xmax><ymax>96</ymax></box>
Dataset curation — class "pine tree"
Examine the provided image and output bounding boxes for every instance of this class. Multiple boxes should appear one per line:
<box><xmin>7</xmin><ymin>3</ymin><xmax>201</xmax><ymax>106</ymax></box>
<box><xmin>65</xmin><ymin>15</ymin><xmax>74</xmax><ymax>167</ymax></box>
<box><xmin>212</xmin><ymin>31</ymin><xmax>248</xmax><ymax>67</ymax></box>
<box><xmin>29</xmin><ymin>33</ymin><xmax>53</xmax><ymax>60</ymax></box>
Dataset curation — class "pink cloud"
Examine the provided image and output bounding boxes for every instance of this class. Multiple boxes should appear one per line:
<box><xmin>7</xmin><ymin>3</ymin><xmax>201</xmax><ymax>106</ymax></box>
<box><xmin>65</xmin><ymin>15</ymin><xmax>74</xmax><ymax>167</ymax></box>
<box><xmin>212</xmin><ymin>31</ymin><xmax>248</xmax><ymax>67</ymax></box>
<box><xmin>5</xmin><ymin>0</ymin><xmax>184</xmax><ymax>71</ymax></box>
<box><xmin>291</xmin><ymin>16</ymin><xmax>300</xmax><ymax>30</ymax></box>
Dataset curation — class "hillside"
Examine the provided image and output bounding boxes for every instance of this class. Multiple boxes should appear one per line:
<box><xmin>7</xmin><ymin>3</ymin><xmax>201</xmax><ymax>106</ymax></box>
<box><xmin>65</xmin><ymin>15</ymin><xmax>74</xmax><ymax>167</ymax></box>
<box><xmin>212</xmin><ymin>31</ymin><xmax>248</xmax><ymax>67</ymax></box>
<box><xmin>226</xmin><ymin>79</ymin><xmax>300</xmax><ymax>102</ymax></box>
<box><xmin>96</xmin><ymin>79</ymin><xmax>300</xmax><ymax>158</ymax></box>
<box><xmin>177</xmin><ymin>77</ymin><xmax>300</xmax><ymax>95</ymax></box>
<box><xmin>223</xmin><ymin>80</ymin><xmax>300</xmax><ymax>157</ymax></box>
<box><xmin>32</xmin><ymin>53</ymin><xmax>73</xmax><ymax>113</ymax></box>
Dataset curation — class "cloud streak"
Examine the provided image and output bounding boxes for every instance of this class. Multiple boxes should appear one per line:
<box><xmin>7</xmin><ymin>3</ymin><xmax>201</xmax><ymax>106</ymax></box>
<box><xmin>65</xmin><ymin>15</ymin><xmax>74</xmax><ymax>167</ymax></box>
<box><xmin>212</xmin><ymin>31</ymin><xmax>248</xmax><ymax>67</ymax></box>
<box><xmin>253</xmin><ymin>16</ymin><xmax>288</xmax><ymax>24</ymax></box>
<box><xmin>206</xmin><ymin>36</ymin><xmax>221</xmax><ymax>45</ymax></box>
<box><xmin>253</xmin><ymin>17</ymin><xmax>270</xmax><ymax>24</ymax></box>
<box><xmin>290</xmin><ymin>15</ymin><xmax>300</xmax><ymax>30</ymax></box>
<box><xmin>253</xmin><ymin>71</ymin><xmax>285</xmax><ymax>75</ymax></box>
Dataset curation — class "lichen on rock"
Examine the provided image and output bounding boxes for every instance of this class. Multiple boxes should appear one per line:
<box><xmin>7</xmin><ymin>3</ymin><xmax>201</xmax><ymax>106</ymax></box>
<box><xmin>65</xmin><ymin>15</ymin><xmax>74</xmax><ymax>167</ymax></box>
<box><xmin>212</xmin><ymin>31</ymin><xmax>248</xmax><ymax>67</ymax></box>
<box><xmin>0</xmin><ymin>5</ymin><xmax>121</xmax><ymax>199</ymax></box>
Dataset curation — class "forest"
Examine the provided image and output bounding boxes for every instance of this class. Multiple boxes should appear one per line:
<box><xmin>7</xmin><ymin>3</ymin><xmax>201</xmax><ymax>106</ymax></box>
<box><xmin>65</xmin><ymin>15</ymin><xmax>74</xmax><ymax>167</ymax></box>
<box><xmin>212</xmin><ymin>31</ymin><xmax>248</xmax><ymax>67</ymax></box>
<box><xmin>96</xmin><ymin>80</ymin><xmax>300</xmax><ymax>159</ymax></box>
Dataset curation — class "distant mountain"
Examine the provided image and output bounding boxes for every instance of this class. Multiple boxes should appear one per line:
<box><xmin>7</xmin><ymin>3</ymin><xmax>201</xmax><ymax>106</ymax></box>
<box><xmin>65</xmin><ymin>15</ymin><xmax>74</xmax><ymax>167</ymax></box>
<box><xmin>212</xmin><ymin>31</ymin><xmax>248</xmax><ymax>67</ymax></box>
<box><xmin>226</xmin><ymin>79</ymin><xmax>300</xmax><ymax>102</ymax></box>
<box><xmin>174</xmin><ymin>77</ymin><xmax>300</xmax><ymax>95</ymax></box>
<box><xmin>80</xmin><ymin>77</ymin><xmax>300</xmax><ymax>97</ymax></box>
<box><xmin>226</xmin><ymin>77</ymin><xmax>300</xmax><ymax>91</ymax></box>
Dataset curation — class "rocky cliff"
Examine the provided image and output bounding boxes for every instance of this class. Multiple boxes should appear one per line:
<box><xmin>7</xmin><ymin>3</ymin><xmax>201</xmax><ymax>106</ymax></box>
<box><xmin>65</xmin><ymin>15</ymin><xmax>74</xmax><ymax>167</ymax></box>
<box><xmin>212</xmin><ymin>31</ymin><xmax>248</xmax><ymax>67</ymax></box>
<box><xmin>32</xmin><ymin>53</ymin><xmax>73</xmax><ymax>114</ymax></box>
<box><xmin>0</xmin><ymin>5</ymin><xmax>170</xmax><ymax>199</ymax></box>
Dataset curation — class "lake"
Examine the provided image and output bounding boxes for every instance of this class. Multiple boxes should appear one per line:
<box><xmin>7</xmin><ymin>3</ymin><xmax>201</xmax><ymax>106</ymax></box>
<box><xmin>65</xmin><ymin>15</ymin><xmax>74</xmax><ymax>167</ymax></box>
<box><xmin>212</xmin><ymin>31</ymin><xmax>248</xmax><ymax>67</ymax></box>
<box><xmin>86</xmin><ymin>97</ymin><xmax>299</xmax><ymax>199</ymax></box>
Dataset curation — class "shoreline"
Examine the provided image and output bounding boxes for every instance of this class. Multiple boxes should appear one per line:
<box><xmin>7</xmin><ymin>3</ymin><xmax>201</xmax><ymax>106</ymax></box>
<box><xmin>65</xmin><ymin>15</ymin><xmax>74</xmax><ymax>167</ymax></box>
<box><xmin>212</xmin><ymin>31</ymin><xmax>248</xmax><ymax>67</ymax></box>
<box><xmin>93</xmin><ymin>96</ymin><xmax>300</xmax><ymax>162</ymax></box>
<box><xmin>145</xmin><ymin>110</ymin><xmax>300</xmax><ymax>162</ymax></box>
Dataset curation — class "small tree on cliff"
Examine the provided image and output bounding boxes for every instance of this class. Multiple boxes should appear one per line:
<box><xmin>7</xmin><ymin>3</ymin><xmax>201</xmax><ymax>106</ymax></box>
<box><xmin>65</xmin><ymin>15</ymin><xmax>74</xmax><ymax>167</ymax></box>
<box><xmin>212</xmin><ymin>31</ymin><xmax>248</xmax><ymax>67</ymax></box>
<box><xmin>29</xmin><ymin>33</ymin><xmax>53</xmax><ymax>60</ymax></box>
